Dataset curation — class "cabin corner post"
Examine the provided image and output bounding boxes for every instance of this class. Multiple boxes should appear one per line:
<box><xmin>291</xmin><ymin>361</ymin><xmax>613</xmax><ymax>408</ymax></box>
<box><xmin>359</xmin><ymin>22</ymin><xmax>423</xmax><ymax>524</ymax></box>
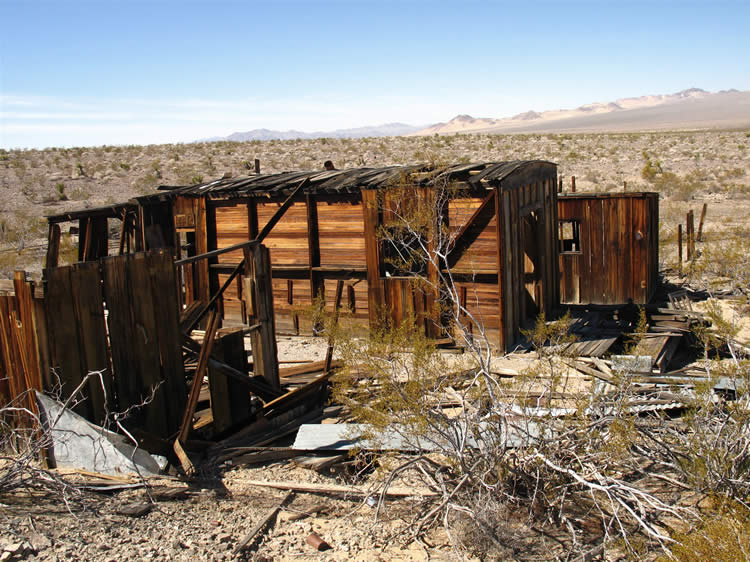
<box><xmin>361</xmin><ymin>189</ymin><xmax>384</xmax><ymax>329</ymax></box>
<box><xmin>494</xmin><ymin>186</ymin><xmax>506</xmax><ymax>351</ymax></box>
<box><xmin>306</xmin><ymin>193</ymin><xmax>324</xmax><ymax>332</ymax></box>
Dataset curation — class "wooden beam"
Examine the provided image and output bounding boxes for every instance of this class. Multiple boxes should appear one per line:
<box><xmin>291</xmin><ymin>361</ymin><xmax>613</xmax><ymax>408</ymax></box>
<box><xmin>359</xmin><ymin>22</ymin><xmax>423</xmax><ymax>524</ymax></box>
<box><xmin>446</xmin><ymin>190</ymin><xmax>496</xmax><ymax>270</ymax></box>
<box><xmin>176</xmin><ymin>308</ymin><xmax>219</xmax><ymax>448</ymax></box>
<box><xmin>45</xmin><ymin>223</ymin><xmax>60</xmax><ymax>269</ymax></box>
<box><xmin>233</xmin><ymin>491</ymin><xmax>293</xmax><ymax>555</ymax></box>
<box><xmin>324</xmin><ymin>280</ymin><xmax>344</xmax><ymax>375</ymax></box>
<box><xmin>306</xmin><ymin>193</ymin><xmax>324</xmax><ymax>332</ymax></box>
<box><xmin>245</xmin><ymin>244</ymin><xmax>280</xmax><ymax>389</ymax></box>
<box><xmin>697</xmin><ymin>203</ymin><xmax>707</xmax><ymax>242</ymax></box>
<box><xmin>175</xmin><ymin>239</ymin><xmax>258</xmax><ymax>266</ymax></box>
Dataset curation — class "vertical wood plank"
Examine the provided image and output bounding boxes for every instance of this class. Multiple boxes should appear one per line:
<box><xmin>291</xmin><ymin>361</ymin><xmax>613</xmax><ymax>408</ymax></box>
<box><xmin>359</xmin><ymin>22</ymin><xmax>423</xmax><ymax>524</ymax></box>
<box><xmin>245</xmin><ymin>244</ymin><xmax>280</xmax><ymax>389</ymax></box>
<box><xmin>306</xmin><ymin>194</ymin><xmax>324</xmax><ymax>331</ymax></box>
<box><xmin>46</xmin><ymin>224</ymin><xmax>61</xmax><ymax>269</ymax></box>
<box><xmin>102</xmin><ymin>255</ymin><xmax>140</xmax><ymax>420</ymax></box>
<box><xmin>44</xmin><ymin>265</ymin><xmax>90</xmax><ymax>418</ymax></box>
<box><xmin>147</xmin><ymin>249</ymin><xmax>188</xmax><ymax>434</ymax></box>
<box><xmin>13</xmin><ymin>272</ymin><xmax>42</xmax><ymax>392</ymax></box>
<box><xmin>209</xmin><ymin>328</ymin><xmax>251</xmax><ymax>434</ymax></box>
<box><xmin>362</xmin><ymin>189</ymin><xmax>384</xmax><ymax>328</ymax></box>
<box><xmin>494</xmin><ymin>186</ymin><xmax>506</xmax><ymax>351</ymax></box>
<box><xmin>127</xmin><ymin>252</ymin><xmax>169</xmax><ymax>437</ymax></box>
<box><xmin>70</xmin><ymin>261</ymin><xmax>113</xmax><ymax>424</ymax></box>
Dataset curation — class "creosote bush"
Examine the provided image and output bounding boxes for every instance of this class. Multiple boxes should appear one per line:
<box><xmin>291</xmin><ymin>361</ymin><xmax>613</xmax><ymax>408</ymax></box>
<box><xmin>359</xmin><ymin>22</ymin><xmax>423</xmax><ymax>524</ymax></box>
<box><xmin>328</xmin><ymin>175</ymin><xmax>750</xmax><ymax>558</ymax></box>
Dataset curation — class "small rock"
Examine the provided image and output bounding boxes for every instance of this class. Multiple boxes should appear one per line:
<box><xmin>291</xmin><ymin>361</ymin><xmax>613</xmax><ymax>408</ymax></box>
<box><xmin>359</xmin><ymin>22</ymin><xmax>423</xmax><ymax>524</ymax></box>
<box><xmin>28</xmin><ymin>533</ymin><xmax>52</xmax><ymax>551</ymax></box>
<box><xmin>116</xmin><ymin>502</ymin><xmax>153</xmax><ymax>518</ymax></box>
<box><xmin>216</xmin><ymin>533</ymin><xmax>232</xmax><ymax>544</ymax></box>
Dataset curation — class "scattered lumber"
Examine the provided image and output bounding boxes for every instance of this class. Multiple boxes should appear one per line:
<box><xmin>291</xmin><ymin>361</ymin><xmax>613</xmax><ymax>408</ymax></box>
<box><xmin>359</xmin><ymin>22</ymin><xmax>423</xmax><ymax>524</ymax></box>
<box><xmin>233</xmin><ymin>491</ymin><xmax>294</xmax><ymax>555</ymax></box>
<box><xmin>225</xmin><ymin>448</ymin><xmax>302</xmax><ymax>466</ymax></box>
<box><xmin>242</xmin><ymin>479</ymin><xmax>438</xmax><ymax>498</ymax></box>
<box><xmin>279</xmin><ymin>359</ymin><xmax>342</xmax><ymax>379</ymax></box>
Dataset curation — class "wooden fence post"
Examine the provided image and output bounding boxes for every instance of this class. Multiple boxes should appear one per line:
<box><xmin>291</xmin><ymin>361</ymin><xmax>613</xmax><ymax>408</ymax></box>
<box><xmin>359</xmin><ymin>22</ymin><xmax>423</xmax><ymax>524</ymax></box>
<box><xmin>571</xmin><ymin>176</ymin><xmax>576</xmax><ymax>193</ymax></box>
<box><xmin>254</xmin><ymin>159</ymin><xmax>261</xmax><ymax>174</ymax></box>
<box><xmin>697</xmin><ymin>203</ymin><xmax>707</xmax><ymax>242</ymax></box>
<box><xmin>558</xmin><ymin>177</ymin><xmax>563</xmax><ymax>193</ymax></box>
<box><xmin>678</xmin><ymin>224</ymin><xmax>683</xmax><ymax>274</ymax></box>
<box><xmin>687</xmin><ymin>211</ymin><xmax>695</xmax><ymax>261</ymax></box>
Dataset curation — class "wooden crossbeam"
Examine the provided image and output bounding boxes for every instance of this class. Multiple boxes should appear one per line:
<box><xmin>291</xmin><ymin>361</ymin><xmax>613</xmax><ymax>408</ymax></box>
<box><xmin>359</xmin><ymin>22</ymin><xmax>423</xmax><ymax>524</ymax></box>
<box><xmin>446</xmin><ymin>190</ymin><xmax>496</xmax><ymax>269</ymax></box>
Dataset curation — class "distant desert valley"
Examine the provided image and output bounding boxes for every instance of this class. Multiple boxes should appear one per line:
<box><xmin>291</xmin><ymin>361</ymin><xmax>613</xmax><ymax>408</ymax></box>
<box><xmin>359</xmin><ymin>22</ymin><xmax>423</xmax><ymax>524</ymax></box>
<box><xmin>2</xmin><ymin>88</ymin><xmax>749</xmax><ymax>277</ymax></box>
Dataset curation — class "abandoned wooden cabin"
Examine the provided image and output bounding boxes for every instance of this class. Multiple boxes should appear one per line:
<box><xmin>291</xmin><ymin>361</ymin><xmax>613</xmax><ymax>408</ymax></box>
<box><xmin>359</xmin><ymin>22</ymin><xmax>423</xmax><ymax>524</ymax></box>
<box><xmin>557</xmin><ymin>192</ymin><xmax>659</xmax><ymax>305</ymax></box>
<box><xmin>45</xmin><ymin>161</ymin><xmax>561</xmax><ymax>351</ymax></box>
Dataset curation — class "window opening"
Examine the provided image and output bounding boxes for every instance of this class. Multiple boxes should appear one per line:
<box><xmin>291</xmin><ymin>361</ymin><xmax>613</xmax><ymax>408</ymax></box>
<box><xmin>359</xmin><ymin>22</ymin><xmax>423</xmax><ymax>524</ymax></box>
<box><xmin>559</xmin><ymin>219</ymin><xmax>581</xmax><ymax>253</ymax></box>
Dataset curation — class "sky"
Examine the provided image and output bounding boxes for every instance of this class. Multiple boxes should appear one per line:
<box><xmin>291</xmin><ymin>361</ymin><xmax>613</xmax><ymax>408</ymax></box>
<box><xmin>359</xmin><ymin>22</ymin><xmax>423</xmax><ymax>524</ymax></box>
<box><xmin>1</xmin><ymin>0</ymin><xmax>749</xmax><ymax>149</ymax></box>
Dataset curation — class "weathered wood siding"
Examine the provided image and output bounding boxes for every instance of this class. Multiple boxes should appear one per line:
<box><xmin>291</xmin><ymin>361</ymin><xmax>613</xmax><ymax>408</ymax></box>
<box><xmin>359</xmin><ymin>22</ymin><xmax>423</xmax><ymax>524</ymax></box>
<box><xmin>497</xmin><ymin>177</ymin><xmax>559</xmax><ymax>348</ymax></box>
<box><xmin>317</xmin><ymin>201</ymin><xmax>366</xmax><ymax>267</ymax></box>
<box><xmin>208</xmin><ymin>197</ymin><xmax>370</xmax><ymax>334</ymax></box>
<box><xmin>558</xmin><ymin>193</ymin><xmax>658</xmax><ymax>304</ymax></box>
<box><xmin>449</xmin><ymin>198</ymin><xmax>498</xmax><ymax>273</ymax></box>
<box><xmin>361</xmin><ymin>167</ymin><xmax>559</xmax><ymax>351</ymax></box>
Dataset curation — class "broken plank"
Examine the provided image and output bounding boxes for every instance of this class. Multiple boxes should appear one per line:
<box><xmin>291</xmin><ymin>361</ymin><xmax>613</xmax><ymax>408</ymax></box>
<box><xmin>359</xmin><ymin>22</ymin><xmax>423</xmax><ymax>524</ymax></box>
<box><xmin>242</xmin><ymin>480</ymin><xmax>438</xmax><ymax>498</ymax></box>
<box><xmin>228</xmin><ymin>448</ymin><xmax>302</xmax><ymax>466</ymax></box>
<box><xmin>279</xmin><ymin>359</ymin><xmax>342</xmax><ymax>378</ymax></box>
<box><xmin>233</xmin><ymin>491</ymin><xmax>294</xmax><ymax>555</ymax></box>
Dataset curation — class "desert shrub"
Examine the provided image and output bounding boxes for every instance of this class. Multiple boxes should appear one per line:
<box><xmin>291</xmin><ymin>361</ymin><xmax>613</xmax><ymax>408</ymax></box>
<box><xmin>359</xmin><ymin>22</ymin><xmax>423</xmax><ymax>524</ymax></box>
<box><xmin>69</xmin><ymin>187</ymin><xmax>89</xmax><ymax>201</ymax></box>
<box><xmin>664</xmin><ymin>501</ymin><xmax>750</xmax><ymax>562</ymax></box>
<box><xmin>55</xmin><ymin>182</ymin><xmax>67</xmax><ymax>201</ymax></box>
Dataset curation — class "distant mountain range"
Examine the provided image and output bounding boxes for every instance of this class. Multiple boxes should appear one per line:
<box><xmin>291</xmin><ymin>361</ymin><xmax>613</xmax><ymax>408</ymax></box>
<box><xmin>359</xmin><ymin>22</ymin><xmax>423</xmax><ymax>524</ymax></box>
<box><xmin>204</xmin><ymin>122</ymin><xmax>422</xmax><ymax>142</ymax></box>
<box><xmin>203</xmin><ymin>89</ymin><xmax>750</xmax><ymax>142</ymax></box>
<box><xmin>409</xmin><ymin>89</ymin><xmax>750</xmax><ymax>135</ymax></box>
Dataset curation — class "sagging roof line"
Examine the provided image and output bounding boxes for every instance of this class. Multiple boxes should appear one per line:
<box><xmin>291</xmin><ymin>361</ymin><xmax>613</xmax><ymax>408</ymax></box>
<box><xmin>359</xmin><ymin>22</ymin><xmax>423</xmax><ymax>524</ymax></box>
<box><xmin>146</xmin><ymin>160</ymin><xmax>555</xmax><ymax>201</ymax></box>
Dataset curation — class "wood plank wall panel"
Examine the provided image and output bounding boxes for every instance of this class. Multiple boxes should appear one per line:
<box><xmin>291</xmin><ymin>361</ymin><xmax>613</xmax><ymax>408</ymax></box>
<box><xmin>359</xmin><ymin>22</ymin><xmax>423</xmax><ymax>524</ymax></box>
<box><xmin>45</xmin><ymin>266</ymin><xmax>91</xmax><ymax>418</ymax></box>
<box><xmin>214</xmin><ymin>203</ymin><xmax>251</xmax><ymax>264</ymax></box>
<box><xmin>456</xmin><ymin>281</ymin><xmax>500</xmax><ymax>342</ymax></box>
<box><xmin>103</xmin><ymin>251</ymin><xmax>186</xmax><ymax>438</ymax></box>
<box><xmin>71</xmin><ymin>261</ymin><xmax>113</xmax><ymax>425</ymax></box>
<box><xmin>558</xmin><ymin>194</ymin><xmax>658</xmax><ymax>305</ymax></box>
<box><xmin>448</xmin><ymin>198</ymin><xmax>499</xmax><ymax>274</ymax></box>
<box><xmin>256</xmin><ymin>201</ymin><xmax>309</xmax><ymax>266</ymax></box>
<box><xmin>317</xmin><ymin>202</ymin><xmax>366</xmax><ymax>267</ymax></box>
<box><xmin>145</xmin><ymin>250</ymin><xmax>187</xmax><ymax>430</ymax></box>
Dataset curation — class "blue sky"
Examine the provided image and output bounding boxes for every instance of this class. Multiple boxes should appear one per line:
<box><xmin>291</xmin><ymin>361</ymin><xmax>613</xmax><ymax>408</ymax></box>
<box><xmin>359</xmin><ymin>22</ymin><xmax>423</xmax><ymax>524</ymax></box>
<box><xmin>1</xmin><ymin>0</ymin><xmax>748</xmax><ymax>148</ymax></box>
